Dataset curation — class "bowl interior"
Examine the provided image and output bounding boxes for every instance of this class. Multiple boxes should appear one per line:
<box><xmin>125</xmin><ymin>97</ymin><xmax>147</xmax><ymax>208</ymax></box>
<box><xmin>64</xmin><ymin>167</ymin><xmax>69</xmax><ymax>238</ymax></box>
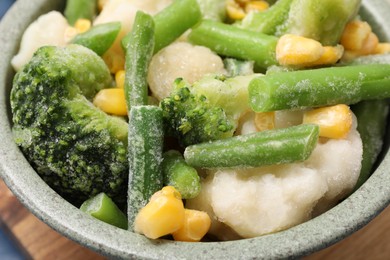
<box><xmin>1</xmin><ymin>0</ymin><xmax>390</xmax><ymax>259</ymax></box>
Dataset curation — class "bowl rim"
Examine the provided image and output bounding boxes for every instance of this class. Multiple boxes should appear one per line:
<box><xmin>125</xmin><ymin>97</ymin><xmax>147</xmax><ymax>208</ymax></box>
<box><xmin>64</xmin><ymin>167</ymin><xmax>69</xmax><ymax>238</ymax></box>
<box><xmin>1</xmin><ymin>0</ymin><xmax>390</xmax><ymax>259</ymax></box>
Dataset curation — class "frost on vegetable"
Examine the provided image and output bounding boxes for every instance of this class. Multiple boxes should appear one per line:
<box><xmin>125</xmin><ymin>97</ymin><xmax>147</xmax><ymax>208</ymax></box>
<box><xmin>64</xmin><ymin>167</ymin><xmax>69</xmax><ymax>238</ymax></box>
<box><xmin>11</xmin><ymin>45</ymin><xmax>129</xmax><ymax>206</ymax></box>
<box><xmin>186</xmin><ymin>117</ymin><xmax>363</xmax><ymax>239</ymax></box>
<box><xmin>11</xmin><ymin>11</ymin><xmax>69</xmax><ymax>71</ymax></box>
<box><xmin>147</xmin><ymin>42</ymin><xmax>226</xmax><ymax>101</ymax></box>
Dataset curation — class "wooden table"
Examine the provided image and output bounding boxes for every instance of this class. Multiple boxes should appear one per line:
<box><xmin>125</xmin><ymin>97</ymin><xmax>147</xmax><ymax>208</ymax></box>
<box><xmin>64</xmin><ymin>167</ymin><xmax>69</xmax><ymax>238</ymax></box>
<box><xmin>1</xmin><ymin>177</ymin><xmax>390</xmax><ymax>259</ymax></box>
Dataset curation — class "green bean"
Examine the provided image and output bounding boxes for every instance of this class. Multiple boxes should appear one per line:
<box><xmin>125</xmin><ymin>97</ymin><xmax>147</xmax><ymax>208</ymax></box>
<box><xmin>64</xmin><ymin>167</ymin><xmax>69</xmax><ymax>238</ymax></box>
<box><xmin>162</xmin><ymin>150</ymin><xmax>201</xmax><ymax>199</ymax></box>
<box><xmin>184</xmin><ymin>124</ymin><xmax>319</xmax><ymax>168</ymax></box>
<box><xmin>124</xmin><ymin>11</ymin><xmax>155</xmax><ymax>108</ymax></box>
<box><xmin>239</xmin><ymin>0</ymin><xmax>293</xmax><ymax>35</ymax></box>
<box><xmin>352</xmin><ymin>100</ymin><xmax>389</xmax><ymax>190</ymax></box>
<box><xmin>249</xmin><ymin>64</ymin><xmax>390</xmax><ymax>112</ymax></box>
<box><xmin>121</xmin><ymin>0</ymin><xmax>201</xmax><ymax>53</ymax></box>
<box><xmin>188</xmin><ymin>20</ymin><xmax>278</xmax><ymax>70</ymax></box>
<box><xmin>64</xmin><ymin>0</ymin><xmax>97</xmax><ymax>25</ymax></box>
<box><xmin>127</xmin><ymin>105</ymin><xmax>164</xmax><ymax>231</ymax></box>
<box><xmin>80</xmin><ymin>193</ymin><xmax>128</xmax><ymax>230</ymax></box>
<box><xmin>153</xmin><ymin>0</ymin><xmax>202</xmax><ymax>53</ymax></box>
<box><xmin>71</xmin><ymin>22</ymin><xmax>121</xmax><ymax>56</ymax></box>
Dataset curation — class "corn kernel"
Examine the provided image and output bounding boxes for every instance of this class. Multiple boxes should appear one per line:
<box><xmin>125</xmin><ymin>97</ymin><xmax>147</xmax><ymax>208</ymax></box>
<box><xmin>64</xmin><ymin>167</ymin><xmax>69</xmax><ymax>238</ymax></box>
<box><xmin>102</xmin><ymin>52</ymin><xmax>125</xmax><ymax>73</ymax></box>
<box><xmin>93</xmin><ymin>88</ymin><xmax>128</xmax><ymax>116</ymax></box>
<box><xmin>308</xmin><ymin>45</ymin><xmax>344</xmax><ymax>66</ymax></box>
<box><xmin>254</xmin><ymin>112</ymin><xmax>275</xmax><ymax>131</ymax></box>
<box><xmin>245</xmin><ymin>1</ymin><xmax>269</xmax><ymax>13</ymax></box>
<box><xmin>172</xmin><ymin>209</ymin><xmax>211</xmax><ymax>242</ymax></box>
<box><xmin>358</xmin><ymin>32</ymin><xmax>379</xmax><ymax>55</ymax></box>
<box><xmin>303</xmin><ymin>104</ymin><xmax>352</xmax><ymax>139</ymax></box>
<box><xmin>64</xmin><ymin>26</ymin><xmax>78</xmax><ymax>43</ymax></box>
<box><xmin>374</xmin><ymin>43</ymin><xmax>390</xmax><ymax>54</ymax></box>
<box><xmin>74</xmin><ymin>19</ymin><xmax>92</xmax><ymax>34</ymax></box>
<box><xmin>226</xmin><ymin>0</ymin><xmax>246</xmax><ymax>20</ymax></box>
<box><xmin>276</xmin><ymin>34</ymin><xmax>324</xmax><ymax>66</ymax></box>
<box><xmin>341</xmin><ymin>20</ymin><xmax>372</xmax><ymax>51</ymax></box>
<box><xmin>115</xmin><ymin>70</ymin><xmax>126</xmax><ymax>89</ymax></box>
<box><xmin>134</xmin><ymin>186</ymin><xmax>185</xmax><ymax>239</ymax></box>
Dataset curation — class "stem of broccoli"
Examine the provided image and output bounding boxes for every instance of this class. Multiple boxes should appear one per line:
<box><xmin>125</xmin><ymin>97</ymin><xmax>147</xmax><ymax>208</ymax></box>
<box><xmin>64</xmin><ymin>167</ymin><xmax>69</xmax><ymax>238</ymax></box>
<box><xmin>71</xmin><ymin>22</ymin><xmax>121</xmax><ymax>56</ymax></box>
<box><xmin>80</xmin><ymin>192</ymin><xmax>128</xmax><ymax>230</ymax></box>
<box><xmin>127</xmin><ymin>105</ymin><xmax>164</xmax><ymax>231</ymax></box>
<box><xmin>124</xmin><ymin>11</ymin><xmax>155</xmax><ymax>108</ymax></box>
<box><xmin>162</xmin><ymin>150</ymin><xmax>201</xmax><ymax>199</ymax></box>
<box><xmin>188</xmin><ymin>20</ymin><xmax>278</xmax><ymax>70</ymax></box>
<box><xmin>184</xmin><ymin>124</ymin><xmax>319</xmax><ymax>168</ymax></box>
<box><xmin>64</xmin><ymin>0</ymin><xmax>97</xmax><ymax>26</ymax></box>
<box><xmin>249</xmin><ymin>64</ymin><xmax>390</xmax><ymax>112</ymax></box>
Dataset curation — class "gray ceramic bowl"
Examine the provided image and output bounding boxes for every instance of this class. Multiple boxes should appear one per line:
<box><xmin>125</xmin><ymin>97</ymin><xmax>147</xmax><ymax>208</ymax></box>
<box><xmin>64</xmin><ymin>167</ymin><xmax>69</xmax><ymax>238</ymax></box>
<box><xmin>1</xmin><ymin>0</ymin><xmax>390</xmax><ymax>259</ymax></box>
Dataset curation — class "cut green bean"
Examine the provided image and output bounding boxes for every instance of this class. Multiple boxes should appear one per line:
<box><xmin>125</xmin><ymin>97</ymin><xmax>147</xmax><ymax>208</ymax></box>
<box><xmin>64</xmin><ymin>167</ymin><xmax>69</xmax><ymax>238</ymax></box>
<box><xmin>71</xmin><ymin>22</ymin><xmax>121</xmax><ymax>56</ymax></box>
<box><xmin>121</xmin><ymin>0</ymin><xmax>201</xmax><ymax>53</ymax></box>
<box><xmin>352</xmin><ymin>100</ymin><xmax>389</xmax><ymax>190</ymax></box>
<box><xmin>127</xmin><ymin>105</ymin><xmax>164</xmax><ymax>230</ymax></box>
<box><xmin>184</xmin><ymin>124</ymin><xmax>319</xmax><ymax>168</ymax></box>
<box><xmin>153</xmin><ymin>0</ymin><xmax>202</xmax><ymax>53</ymax></box>
<box><xmin>249</xmin><ymin>64</ymin><xmax>390</xmax><ymax>112</ymax></box>
<box><xmin>188</xmin><ymin>20</ymin><xmax>278</xmax><ymax>70</ymax></box>
<box><xmin>64</xmin><ymin>0</ymin><xmax>97</xmax><ymax>25</ymax></box>
<box><xmin>80</xmin><ymin>193</ymin><xmax>128</xmax><ymax>230</ymax></box>
<box><xmin>124</xmin><ymin>11</ymin><xmax>155</xmax><ymax>108</ymax></box>
<box><xmin>239</xmin><ymin>0</ymin><xmax>293</xmax><ymax>35</ymax></box>
<box><xmin>162</xmin><ymin>150</ymin><xmax>201</xmax><ymax>199</ymax></box>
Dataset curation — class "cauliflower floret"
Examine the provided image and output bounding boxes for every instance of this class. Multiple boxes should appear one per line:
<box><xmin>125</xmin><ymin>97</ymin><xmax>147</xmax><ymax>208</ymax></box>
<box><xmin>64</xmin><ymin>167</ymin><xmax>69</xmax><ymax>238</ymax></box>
<box><xmin>187</xmin><ymin>117</ymin><xmax>363</xmax><ymax>239</ymax></box>
<box><xmin>94</xmin><ymin>0</ymin><xmax>173</xmax><ymax>72</ymax></box>
<box><xmin>11</xmin><ymin>11</ymin><xmax>69</xmax><ymax>71</ymax></box>
<box><xmin>147</xmin><ymin>42</ymin><xmax>226</xmax><ymax>100</ymax></box>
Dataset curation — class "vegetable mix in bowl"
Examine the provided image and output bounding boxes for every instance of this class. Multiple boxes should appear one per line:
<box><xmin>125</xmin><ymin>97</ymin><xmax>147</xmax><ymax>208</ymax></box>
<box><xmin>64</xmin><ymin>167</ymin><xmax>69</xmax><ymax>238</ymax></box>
<box><xmin>8</xmin><ymin>0</ymin><xmax>390</xmax><ymax>243</ymax></box>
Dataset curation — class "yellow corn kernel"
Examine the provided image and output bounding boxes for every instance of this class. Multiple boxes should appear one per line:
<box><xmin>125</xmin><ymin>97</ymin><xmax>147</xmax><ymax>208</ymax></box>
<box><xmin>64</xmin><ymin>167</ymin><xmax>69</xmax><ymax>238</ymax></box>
<box><xmin>74</xmin><ymin>19</ymin><xmax>92</xmax><ymax>34</ymax></box>
<box><xmin>226</xmin><ymin>0</ymin><xmax>246</xmax><ymax>20</ymax></box>
<box><xmin>64</xmin><ymin>26</ymin><xmax>78</xmax><ymax>43</ymax></box>
<box><xmin>358</xmin><ymin>32</ymin><xmax>379</xmax><ymax>55</ymax></box>
<box><xmin>93</xmin><ymin>88</ymin><xmax>127</xmax><ymax>116</ymax></box>
<box><xmin>374</xmin><ymin>43</ymin><xmax>390</xmax><ymax>54</ymax></box>
<box><xmin>245</xmin><ymin>1</ymin><xmax>269</xmax><ymax>13</ymax></box>
<box><xmin>172</xmin><ymin>209</ymin><xmax>211</xmax><ymax>242</ymax></box>
<box><xmin>340</xmin><ymin>20</ymin><xmax>372</xmax><ymax>51</ymax></box>
<box><xmin>115</xmin><ymin>70</ymin><xmax>126</xmax><ymax>89</ymax></box>
<box><xmin>102</xmin><ymin>52</ymin><xmax>125</xmax><ymax>73</ymax></box>
<box><xmin>308</xmin><ymin>45</ymin><xmax>344</xmax><ymax>66</ymax></box>
<box><xmin>254</xmin><ymin>112</ymin><xmax>275</xmax><ymax>131</ymax></box>
<box><xmin>303</xmin><ymin>104</ymin><xmax>352</xmax><ymax>139</ymax></box>
<box><xmin>134</xmin><ymin>186</ymin><xmax>185</xmax><ymax>239</ymax></box>
<box><xmin>276</xmin><ymin>34</ymin><xmax>324</xmax><ymax>66</ymax></box>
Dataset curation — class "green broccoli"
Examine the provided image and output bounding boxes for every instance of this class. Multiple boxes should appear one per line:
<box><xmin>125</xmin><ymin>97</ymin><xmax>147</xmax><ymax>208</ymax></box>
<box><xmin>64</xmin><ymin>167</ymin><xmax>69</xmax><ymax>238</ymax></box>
<box><xmin>11</xmin><ymin>45</ymin><xmax>129</xmax><ymax>206</ymax></box>
<box><xmin>160</xmin><ymin>74</ymin><xmax>257</xmax><ymax>147</ymax></box>
<box><xmin>239</xmin><ymin>0</ymin><xmax>361</xmax><ymax>46</ymax></box>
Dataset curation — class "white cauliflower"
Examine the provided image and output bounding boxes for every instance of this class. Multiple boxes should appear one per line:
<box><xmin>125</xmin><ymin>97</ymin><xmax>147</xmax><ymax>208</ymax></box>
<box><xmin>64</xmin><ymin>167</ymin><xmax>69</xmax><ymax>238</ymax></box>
<box><xmin>11</xmin><ymin>11</ymin><xmax>69</xmax><ymax>71</ymax></box>
<box><xmin>94</xmin><ymin>0</ymin><xmax>173</xmax><ymax>72</ymax></box>
<box><xmin>186</xmin><ymin>116</ymin><xmax>363</xmax><ymax>239</ymax></box>
<box><xmin>147</xmin><ymin>41</ymin><xmax>226</xmax><ymax>100</ymax></box>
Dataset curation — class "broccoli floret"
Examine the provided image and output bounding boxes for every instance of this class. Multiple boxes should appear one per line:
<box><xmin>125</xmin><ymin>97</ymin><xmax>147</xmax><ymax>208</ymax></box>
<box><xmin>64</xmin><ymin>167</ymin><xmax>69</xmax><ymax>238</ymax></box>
<box><xmin>160</xmin><ymin>78</ymin><xmax>234</xmax><ymax>147</ymax></box>
<box><xmin>11</xmin><ymin>45</ymin><xmax>129</xmax><ymax>206</ymax></box>
<box><xmin>160</xmin><ymin>74</ymin><xmax>257</xmax><ymax>147</ymax></box>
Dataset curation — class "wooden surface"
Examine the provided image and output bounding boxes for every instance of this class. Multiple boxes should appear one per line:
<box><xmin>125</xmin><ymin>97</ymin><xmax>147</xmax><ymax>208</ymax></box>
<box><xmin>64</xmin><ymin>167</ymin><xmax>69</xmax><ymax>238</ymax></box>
<box><xmin>1</xmin><ymin>178</ymin><xmax>390</xmax><ymax>259</ymax></box>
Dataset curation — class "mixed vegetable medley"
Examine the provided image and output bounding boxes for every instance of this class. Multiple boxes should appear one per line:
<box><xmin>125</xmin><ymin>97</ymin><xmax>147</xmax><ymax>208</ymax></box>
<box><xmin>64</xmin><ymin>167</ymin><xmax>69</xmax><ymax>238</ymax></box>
<box><xmin>10</xmin><ymin>0</ymin><xmax>390</xmax><ymax>242</ymax></box>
